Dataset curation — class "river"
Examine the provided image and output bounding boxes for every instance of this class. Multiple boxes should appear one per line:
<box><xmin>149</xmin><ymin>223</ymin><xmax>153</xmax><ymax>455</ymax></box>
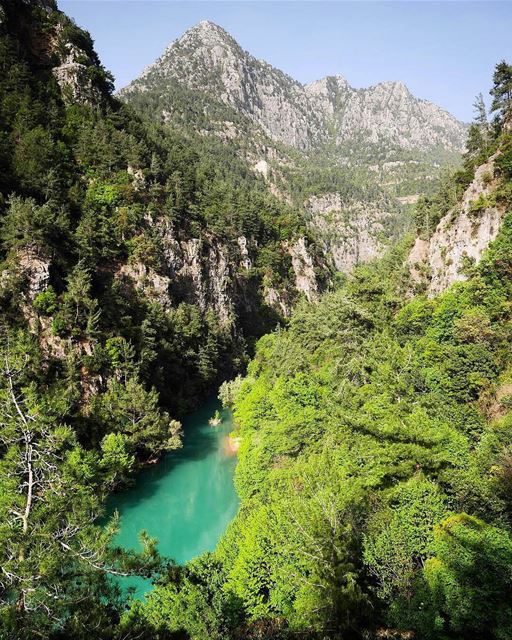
<box><xmin>106</xmin><ymin>397</ymin><xmax>239</xmax><ymax>598</ymax></box>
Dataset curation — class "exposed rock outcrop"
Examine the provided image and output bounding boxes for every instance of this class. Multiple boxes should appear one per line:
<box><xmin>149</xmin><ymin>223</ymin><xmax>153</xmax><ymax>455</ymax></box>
<box><xmin>160</xmin><ymin>225</ymin><xmax>235</xmax><ymax>325</ymax></box>
<box><xmin>116</xmin><ymin>221</ymin><xmax>319</xmax><ymax>326</ymax></box>
<box><xmin>263</xmin><ymin>281</ymin><xmax>292</xmax><ymax>318</ymax></box>
<box><xmin>50</xmin><ymin>21</ymin><xmax>103</xmax><ymax>105</ymax></box>
<box><xmin>237</xmin><ymin>236</ymin><xmax>252</xmax><ymax>271</ymax></box>
<box><xmin>287</xmin><ymin>237</ymin><xmax>320</xmax><ymax>303</ymax></box>
<box><xmin>17</xmin><ymin>249</ymin><xmax>51</xmax><ymax>300</ymax></box>
<box><xmin>306</xmin><ymin>193</ymin><xmax>392</xmax><ymax>272</ymax></box>
<box><xmin>408</xmin><ymin>153</ymin><xmax>503</xmax><ymax>295</ymax></box>
<box><xmin>117</xmin><ymin>262</ymin><xmax>173</xmax><ymax>310</ymax></box>
<box><xmin>52</xmin><ymin>43</ymin><xmax>98</xmax><ymax>105</ymax></box>
<box><xmin>120</xmin><ymin>21</ymin><xmax>466</xmax><ymax>157</ymax></box>
<box><xmin>0</xmin><ymin>247</ymin><xmax>50</xmax><ymax>304</ymax></box>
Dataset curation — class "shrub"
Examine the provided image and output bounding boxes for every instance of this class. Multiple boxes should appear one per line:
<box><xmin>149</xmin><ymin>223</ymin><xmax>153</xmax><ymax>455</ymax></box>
<box><xmin>51</xmin><ymin>313</ymin><xmax>68</xmax><ymax>337</ymax></box>
<box><xmin>33</xmin><ymin>287</ymin><xmax>57</xmax><ymax>315</ymax></box>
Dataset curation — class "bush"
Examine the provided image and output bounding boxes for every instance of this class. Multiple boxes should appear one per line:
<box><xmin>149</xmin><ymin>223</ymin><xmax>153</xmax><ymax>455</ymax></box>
<box><xmin>51</xmin><ymin>313</ymin><xmax>68</xmax><ymax>337</ymax></box>
<box><xmin>218</xmin><ymin>375</ymin><xmax>244</xmax><ymax>409</ymax></box>
<box><xmin>482</xmin><ymin>170</ymin><xmax>493</xmax><ymax>186</ymax></box>
<box><xmin>33</xmin><ymin>287</ymin><xmax>57</xmax><ymax>315</ymax></box>
<box><xmin>468</xmin><ymin>193</ymin><xmax>493</xmax><ymax>217</ymax></box>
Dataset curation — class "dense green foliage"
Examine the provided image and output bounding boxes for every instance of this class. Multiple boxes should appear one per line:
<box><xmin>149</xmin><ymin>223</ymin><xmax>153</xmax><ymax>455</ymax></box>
<box><xmin>127</xmin><ymin>69</ymin><xmax>512</xmax><ymax>639</ymax></box>
<box><xmin>2</xmin><ymin>1</ymin><xmax>512</xmax><ymax>638</ymax></box>
<box><xmin>0</xmin><ymin>1</ymin><xmax>322</xmax><ymax>636</ymax></box>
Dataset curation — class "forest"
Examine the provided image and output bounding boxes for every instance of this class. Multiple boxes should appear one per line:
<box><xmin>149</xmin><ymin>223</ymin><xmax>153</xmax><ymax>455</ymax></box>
<box><xmin>1</xmin><ymin>0</ymin><xmax>512</xmax><ymax>639</ymax></box>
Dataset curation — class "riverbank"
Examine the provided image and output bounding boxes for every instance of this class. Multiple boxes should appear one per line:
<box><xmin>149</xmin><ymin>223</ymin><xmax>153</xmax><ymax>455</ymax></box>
<box><xmin>226</xmin><ymin>434</ymin><xmax>241</xmax><ymax>454</ymax></box>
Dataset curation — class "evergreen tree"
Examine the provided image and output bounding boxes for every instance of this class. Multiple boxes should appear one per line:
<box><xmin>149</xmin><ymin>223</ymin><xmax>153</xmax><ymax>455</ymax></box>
<box><xmin>490</xmin><ymin>60</ymin><xmax>512</xmax><ymax>127</ymax></box>
<box><xmin>466</xmin><ymin>93</ymin><xmax>491</xmax><ymax>159</ymax></box>
<box><xmin>0</xmin><ymin>331</ymin><xmax>160</xmax><ymax>639</ymax></box>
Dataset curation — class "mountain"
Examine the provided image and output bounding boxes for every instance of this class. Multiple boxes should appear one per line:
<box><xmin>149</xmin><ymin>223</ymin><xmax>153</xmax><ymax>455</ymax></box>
<box><xmin>3</xmin><ymin>1</ymin><xmax>512</xmax><ymax>638</ymax></box>
<box><xmin>120</xmin><ymin>20</ymin><xmax>467</xmax><ymax>195</ymax></box>
<box><xmin>135</xmin><ymin>95</ymin><xmax>512</xmax><ymax>639</ymax></box>
<box><xmin>119</xmin><ymin>20</ymin><xmax>468</xmax><ymax>276</ymax></box>
<box><xmin>121</xmin><ymin>21</ymin><xmax>465</xmax><ymax>153</ymax></box>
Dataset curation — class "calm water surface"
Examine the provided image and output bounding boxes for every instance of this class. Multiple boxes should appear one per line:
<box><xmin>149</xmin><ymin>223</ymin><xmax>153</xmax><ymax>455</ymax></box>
<box><xmin>107</xmin><ymin>398</ymin><xmax>239</xmax><ymax>597</ymax></box>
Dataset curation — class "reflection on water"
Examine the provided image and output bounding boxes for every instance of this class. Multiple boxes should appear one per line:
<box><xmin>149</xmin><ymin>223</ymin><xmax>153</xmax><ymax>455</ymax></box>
<box><xmin>106</xmin><ymin>398</ymin><xmax>239</xmax><ymax>598</ymax></box>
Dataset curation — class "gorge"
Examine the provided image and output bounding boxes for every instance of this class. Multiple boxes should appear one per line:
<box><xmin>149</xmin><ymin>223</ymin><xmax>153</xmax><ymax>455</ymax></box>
<box><xmin>1</xmin><ymin>1</ymin><xmax>512</xmax><ymax>639</ymax></box>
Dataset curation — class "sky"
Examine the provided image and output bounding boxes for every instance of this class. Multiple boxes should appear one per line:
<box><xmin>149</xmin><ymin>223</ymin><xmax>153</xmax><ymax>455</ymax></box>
<box><xmin>59</xmin><ymin>1</ymin><xmax>512</xmax><ymax>122</ymax></box>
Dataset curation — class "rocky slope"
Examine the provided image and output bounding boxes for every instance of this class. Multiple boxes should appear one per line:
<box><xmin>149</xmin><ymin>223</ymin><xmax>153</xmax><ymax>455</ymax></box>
<box><xmin>121</xmin><ymin>21</ymin><xmax>465</xmax><ymax>158</ymax></box>
<box><xmin>408</xmin><ymin>151</ymin><xmax>505</xmax><ymax>296</ymax></box>
<box><xmin>305</xmin><ymin>192</ymin><xmax>394</xmax><ymax>272</ymax></box>
<box><xmin>407</xmin><ymin>106</ymin><xmax>512</xmax><ymax>296</ymax></box>
<box><xmin>119</xmin><ymin>20</ymin><xmax>467</xmax><ymax>276</ymax></box>
<box><xmin>426</xmin><ymin>165</ymin><xmax>498</xmax><ymax>293</ymax></box>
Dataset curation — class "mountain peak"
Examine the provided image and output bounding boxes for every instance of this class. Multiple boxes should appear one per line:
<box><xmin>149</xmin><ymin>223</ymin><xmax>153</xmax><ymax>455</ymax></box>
<box><xmin>186</xmin><ymin>20</ymin><xmax>229</xmax><ymax>37</ymax></box>
<box><xmin>121</xmin><ymin>21</ymin><xmax>466</xmax><ymax>155</ymax></box>
<box><xmin>377</xmin><ymin>79</ymin><xmax>409</xmax><ymax>92</ymax></box>
<box><xmin>178</xmin><ymin>19</ymin><xmax>237</xmax><ymax>48</ymax></box>
<box><xmin>195</xmin><ymin>19</ymin><xmax>225</xmax><ymax>31</ymax></box>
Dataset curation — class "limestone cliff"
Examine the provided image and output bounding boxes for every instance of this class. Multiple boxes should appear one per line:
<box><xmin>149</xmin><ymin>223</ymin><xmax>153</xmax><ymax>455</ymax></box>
<box><xmin>116</xmin><ymin>223</ymin><xmax>321</xmax><ymax>324</ymax></box>
<box><xmin>120</xmin><ymin>21</ymin><xmax>466</xmax><ymax>159</ymax></box>
<box><xmin>408</xmin><ymin>153</ymin><xmax>504</xmax><ymax>296</ymax></box>
<box><xmin>52</xmin><ymin>41</ymin><xmax>101</xmax><ymax>105</ymax></box>
<box><xmin>287</xmin><ymin>237</ymin><xmax>320</xmax><ymax>303</ymax></box>
<box><xmin>306</xmin><ymin>192</ymin><xmax>394</xmax><ymax>272</ymax></box>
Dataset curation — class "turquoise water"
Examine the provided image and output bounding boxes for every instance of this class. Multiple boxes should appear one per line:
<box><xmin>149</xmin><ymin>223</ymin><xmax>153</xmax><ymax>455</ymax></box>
<box><xmin>107</xmin><ymin>398</ymin><xmax>239</xmax><ymax>598</ymax></box>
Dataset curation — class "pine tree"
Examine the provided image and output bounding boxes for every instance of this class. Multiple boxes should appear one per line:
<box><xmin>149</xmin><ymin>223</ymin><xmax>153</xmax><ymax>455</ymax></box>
<box><xmin>0</xmin><ymin>331</ymin><xmax>160</xmax><ymax>638</ymax></box>
<box><xmin>490</xmin><ymin>60</ymin><xmax>512</xmax><ymax>128</ymax></box>
<box><xmin>465</xmin><ymin>93</ymin><xmax>490</xmax><ymax>159</ymax></box>
<box><xmin>473</xmin><ymin>92</ymin><xmax>488</xmax><ymax>127</ymax></box>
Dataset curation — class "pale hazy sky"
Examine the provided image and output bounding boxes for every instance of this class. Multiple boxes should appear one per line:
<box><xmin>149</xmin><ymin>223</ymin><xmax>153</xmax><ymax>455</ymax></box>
<box><xmin>60</xmin><ymin>1</ymin><xmax>512</xmax><ymax>122</ymax></box>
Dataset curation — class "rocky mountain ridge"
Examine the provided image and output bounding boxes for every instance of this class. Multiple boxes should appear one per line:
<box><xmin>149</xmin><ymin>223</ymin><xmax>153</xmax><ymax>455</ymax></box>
<box><xmin>120</xmin><ymin>20</ymin><xmax>467</xmax><ymax>161</ymax></box>
<box><xmin>119</xmin><ymin>20</ymin><xmax>469</xmax><ymax>277</ymax></box>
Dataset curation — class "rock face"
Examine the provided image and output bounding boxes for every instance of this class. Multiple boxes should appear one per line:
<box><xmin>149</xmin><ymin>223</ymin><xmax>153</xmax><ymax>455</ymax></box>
<box><xmin>306</xmin><ymin>193</ymin><xmax>393</xmax><ymax>272</ymax></box>
<box><xmin>17</xmin><ymin>249</ymin><xmax>51</xmax><ymax>300</ymax></box>
<box><xmin>408</xmin><ymin>154</ymin><xmax>503</xmax><ymax>296</ymax></box>
<box><xmin>52</xmin><ymin>40</ymin><xmax>100</xmax><ymax>105</ymax></box>
<box><xmin>115</xmin><ymin>220</ymin><xmax>321</xmax><ymax>325</ymax></box>
<box><xmin>287</xmin><ymin>237</ymin><xmax>320</xmax><ymax>302</ymax></box>
<box><xmin>117</xmin><ymin>262</ymin><xmax>174</xmax><ymax>311</ymax></box>
<box><xmin>305</xmin><ymin>76</ymin><xmax>465</xmax><ymax>153</ymax></box>
<box><xmin>120</xmin><ymin>20</ymin><xmax>466</xmax><ymax>158</ymax></box>
<box><xmin>116</xmin><ymin>224</ymin><xmax>238</xmax><ymax>326</ymax></box>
